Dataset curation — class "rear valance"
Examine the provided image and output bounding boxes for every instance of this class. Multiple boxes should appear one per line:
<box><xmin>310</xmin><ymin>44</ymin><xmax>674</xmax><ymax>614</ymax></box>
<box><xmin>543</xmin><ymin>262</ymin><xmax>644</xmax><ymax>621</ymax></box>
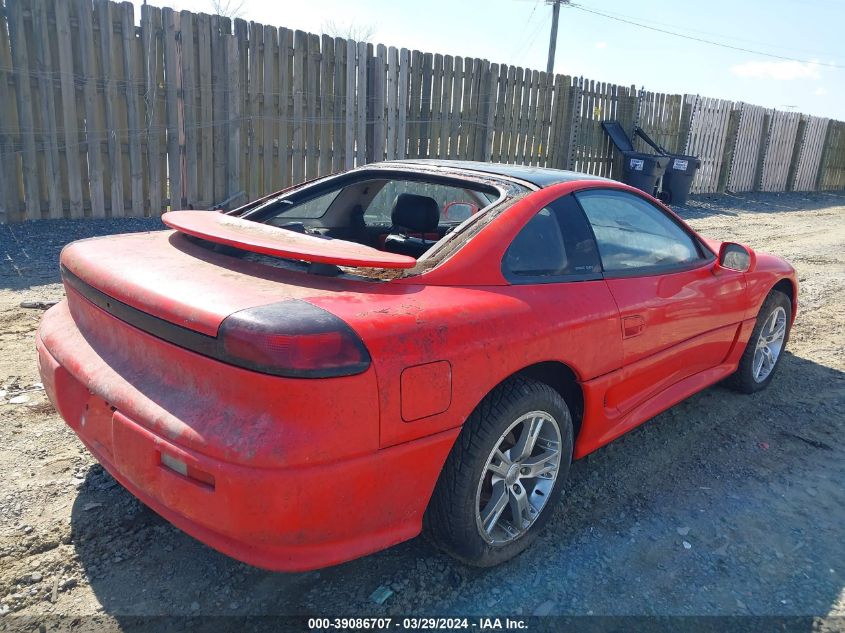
<box><xmin>162</xmin><ymin>211</ymin><xmax>417</xmax><ymax>269</ymax></box>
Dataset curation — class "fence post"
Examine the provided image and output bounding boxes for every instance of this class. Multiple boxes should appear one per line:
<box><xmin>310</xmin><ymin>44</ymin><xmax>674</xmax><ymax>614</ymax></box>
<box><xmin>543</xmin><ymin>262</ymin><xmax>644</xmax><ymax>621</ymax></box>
<box><xmin>565</xmin><ymin>77</ymin><xmax>583</xmax><ymax>171</ymax></box>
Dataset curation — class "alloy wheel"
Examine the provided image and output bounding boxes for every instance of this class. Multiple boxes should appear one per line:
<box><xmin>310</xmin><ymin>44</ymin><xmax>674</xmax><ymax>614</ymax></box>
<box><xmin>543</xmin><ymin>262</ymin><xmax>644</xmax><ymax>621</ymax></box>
<box><xmin>475</xmin><ymin>411</ymin><xmax>562</xmax><ymax>544</ymax></box>
<box><xmin>753</xmin><ymin>306</ymin><xmax>787</xmax><ymax>382</ymax></box>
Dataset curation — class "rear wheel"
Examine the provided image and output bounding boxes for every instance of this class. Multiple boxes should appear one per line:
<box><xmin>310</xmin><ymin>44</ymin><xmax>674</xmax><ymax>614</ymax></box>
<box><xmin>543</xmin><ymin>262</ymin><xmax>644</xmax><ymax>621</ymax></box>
<box><xmin>425</xmin><ymin>377</ymin><xmax>573</xmax><ymax>567</ymax></box>
<box><xmin>728</xmin><ymin>289</ymin><xmax>792</xmax><ymax>393</ymax></box>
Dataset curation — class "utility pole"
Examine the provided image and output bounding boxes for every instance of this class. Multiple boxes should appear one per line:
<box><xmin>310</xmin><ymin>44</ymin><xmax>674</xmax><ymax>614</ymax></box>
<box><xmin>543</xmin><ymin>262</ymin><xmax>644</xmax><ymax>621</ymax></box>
<box><xmin>546</xmin><ymin>0</ymin><xmax>567</xmax><ymax>75</ymax></box>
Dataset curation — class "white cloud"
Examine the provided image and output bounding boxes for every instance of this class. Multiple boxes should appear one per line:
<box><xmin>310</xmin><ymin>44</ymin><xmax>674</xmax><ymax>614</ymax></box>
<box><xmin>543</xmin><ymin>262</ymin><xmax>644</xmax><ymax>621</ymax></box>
<box><xmin>595</xmin><ymin>41</ymin><xmax>608</xmax><ymax>49</ymax></box>
<box><xmin>730</xmin><ymin>59</ymin><xmax>822</xmax><ymax>81</ymax></box>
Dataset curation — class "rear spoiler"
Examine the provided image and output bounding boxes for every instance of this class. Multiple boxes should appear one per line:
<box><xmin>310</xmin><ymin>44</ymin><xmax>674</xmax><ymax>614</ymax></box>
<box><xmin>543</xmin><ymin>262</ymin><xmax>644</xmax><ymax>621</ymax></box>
<box><xmin>162</xmin><ymin>211</ymin><xmax>417</xmax><ymax>270</ymax></box>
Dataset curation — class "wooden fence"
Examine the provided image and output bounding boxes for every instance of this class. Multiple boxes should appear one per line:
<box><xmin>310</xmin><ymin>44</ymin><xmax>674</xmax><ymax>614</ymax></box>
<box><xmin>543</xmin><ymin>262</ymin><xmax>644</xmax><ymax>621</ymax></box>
<box><xmin>0</xmin><ymin>0</ymin><xmax>843</xmax><ymax>223</ymax></box>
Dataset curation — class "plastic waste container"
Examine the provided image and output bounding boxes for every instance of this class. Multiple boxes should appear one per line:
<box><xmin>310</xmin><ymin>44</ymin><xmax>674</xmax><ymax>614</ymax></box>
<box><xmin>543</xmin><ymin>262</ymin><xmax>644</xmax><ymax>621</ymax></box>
<box><xmin>659</xmin><ymin>154</ymin><xmax>701</xmax><ymax>205</ymax></box>
<box><xmin>601</xmin><ymin>121</ymin><xmax>669</xmax><ymax>196</ymax></box>
<box><xmin>633</xmin><ymin>127</ymin><xmax>701</xmax><ymax>204</ymax></box>
<box><xmin>621</xmin><ymin>152</ymin><xmax>669</xmax><ymax>196</ymax></box>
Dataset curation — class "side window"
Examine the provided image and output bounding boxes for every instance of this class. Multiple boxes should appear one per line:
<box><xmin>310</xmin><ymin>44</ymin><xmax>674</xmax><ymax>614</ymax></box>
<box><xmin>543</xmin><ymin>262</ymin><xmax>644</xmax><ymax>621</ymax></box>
<box><xmin>504</xmin><ymin>196</ymin><xmax>602</xmax><ymax>280</ymax></box>
<box><xmin>575</xmin><ymin>189</ymin><xmax>703</xmax><ymax>272</ymax></box>
<box><xmin>266</xmin><ymin>189</ymin><xmax>340</xmax><ymax>223</ymax></box>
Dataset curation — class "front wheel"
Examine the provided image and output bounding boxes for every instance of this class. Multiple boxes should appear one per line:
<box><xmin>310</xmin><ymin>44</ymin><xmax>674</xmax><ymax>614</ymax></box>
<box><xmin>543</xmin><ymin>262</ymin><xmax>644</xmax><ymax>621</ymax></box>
<box><xmin>425</xmin><ymin>377</ymin><xmax>573</xmax><ymax>567</ymax></box>
<box><xmin>728</xmin><ymin>289</ymin><xmax>792</xmax><ymax>393</ymax></box>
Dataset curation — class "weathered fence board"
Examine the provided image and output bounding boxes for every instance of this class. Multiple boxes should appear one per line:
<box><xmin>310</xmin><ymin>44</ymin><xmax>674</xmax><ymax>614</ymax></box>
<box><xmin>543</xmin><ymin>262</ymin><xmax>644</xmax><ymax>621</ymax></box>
<box><xmin>685</xmin><ymin>96</ymin><xmax>733</xmax><ymax>194</ymax></box>
<box><xmin>818</xmin><ymin>121</ymin><xmax>845</xmax><ymax>190</ymax></box>
<box><xmin>0</xmin><ymin>0</ymin><xmax>843</xmax><ymax>223</ymax></box>
<box><xmin>792</xmin><ymin>116</ymin><xmax>829</xmax><ymax>191</ymax></box>
<box><xmin>759</xmin><ymin>110</ymin><xmax>801</xmax><ymax>192</ymax></box>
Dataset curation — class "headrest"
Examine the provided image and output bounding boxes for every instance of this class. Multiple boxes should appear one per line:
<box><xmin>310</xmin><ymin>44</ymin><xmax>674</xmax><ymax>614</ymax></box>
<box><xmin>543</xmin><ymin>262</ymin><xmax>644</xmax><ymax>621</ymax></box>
<box><xmin>390</xmin><ymin>193</ymin><xmax>440</xmax><ymax>233</ymax></box>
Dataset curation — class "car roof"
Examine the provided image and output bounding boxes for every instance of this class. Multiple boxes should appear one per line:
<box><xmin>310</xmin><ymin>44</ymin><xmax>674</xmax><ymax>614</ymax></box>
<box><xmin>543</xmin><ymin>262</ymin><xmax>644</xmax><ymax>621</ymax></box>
<box><xmin>381</xmin><ymin>159</ymin><xmax>613</xmax><ymax>188</ymax></box>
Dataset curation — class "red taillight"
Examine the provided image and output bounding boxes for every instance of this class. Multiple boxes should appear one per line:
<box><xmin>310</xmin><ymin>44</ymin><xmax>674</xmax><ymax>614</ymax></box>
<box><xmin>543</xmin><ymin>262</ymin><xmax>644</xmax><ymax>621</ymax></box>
<box><xmin>218</xmin><ymin>300</ymin><xmax>371</xmax><ymax>378</ymax></box>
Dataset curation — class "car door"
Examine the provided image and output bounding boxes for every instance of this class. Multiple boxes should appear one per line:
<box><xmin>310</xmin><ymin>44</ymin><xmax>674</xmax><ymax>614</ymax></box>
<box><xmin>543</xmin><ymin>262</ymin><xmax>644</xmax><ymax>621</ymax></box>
<box><xmin>573</xmin><ymin>188</ymin><xmax>747</xmax><ymax>415</ymax></box>
<box><xmin>501</xmin><ymin>195</ymin><xmax>623</xmax><ymax>382</ymax></box>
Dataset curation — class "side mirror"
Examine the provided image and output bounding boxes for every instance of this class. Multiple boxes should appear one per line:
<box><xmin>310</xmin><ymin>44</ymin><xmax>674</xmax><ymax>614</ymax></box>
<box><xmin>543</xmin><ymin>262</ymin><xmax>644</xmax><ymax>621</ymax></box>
<box><xmin>443</xmin><ymin>201</ymin><xmax>478</xmax><ymax>222</ymax></box>
<box><xmin>718</xmin><ymin>242</ymin><xmax>755</xmax><ymax>273</ymax></box>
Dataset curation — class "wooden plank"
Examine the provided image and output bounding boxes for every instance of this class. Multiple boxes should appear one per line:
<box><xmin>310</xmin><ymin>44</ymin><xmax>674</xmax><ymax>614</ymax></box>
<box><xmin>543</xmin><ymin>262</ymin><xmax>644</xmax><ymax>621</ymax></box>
<box><xmin>292</xmin><ymin>30</ymin><xmax>306</xmax><ymax>182</ymax></box>
<box><xmin>278</xmin><ymin>28</ymin><xmax>293</xmax><ymax>186</ymax></box>
<box><xmin>717</xmin><ymin>106</ymin><xmax>741</xmax><ymax>192</ymax></box>
<box><xmin>234</xmin><ymin>18</ymin><xmax>247</xmax><ymax>198</ymax></box>
<box><xmin>546</xmin><ymin>74</ymin><xmax>563</xmax><ymax>168</ymax></box>
<box><xmin>196</xmin><ymin>13</ymin><xmax>214</xmax><ymax>208</ymax></box>
<box><xmin>397</xmin><ymin>48</ymin><xmax>409</xmax><ymax>160</ymax></box>
<box><xmin>262</xmin><ymin>26</ymin><xmax>278</xmax><ymax>191</ymax></box>
<box><xmin>247</xmin><ymin>22</ymin><xmax>262</xmax><ymax>198</ymax></box>
<box><xmin>77</xmin><ymin>0</ymin><xmax>105</xmax><ymax>217</ymax></box>
<box><xmin>459</xmin><ymin>58</ymin><xmax>475</xmax><ymax>160</ymax></box>
<box><xmin>466</xmin><ymin>58</ymin><xmax>483</xmax><ymax>160</ymax></box>
<box><xmin>480</xmin><ymin>61</ymin><xmax>497</xmax><ymax>162</ymax></box>
<box><xmin>418</xmin><ymin>53</ymin><xmax>433</xmax><ymax>158</ymax></box>
<box><xmin>356</xmin><ymin>41</ymin><xmax>368</xmax><ymax>166</ymax></box>
<box><xmin>510</xmin><ymin>68</ymin><xmax>527</xmax><ymax>164</ymax></box>
<box><xmin>517</xmin><ymin>69</ymin><xmax>534</xmax><ymax>165</ymax></box>
<box><xmin>210</xmin><ymin>15</ymin><xmax>228</xmax><ymax>206</ymax></box>
<box><xmin>344</xmin><ymin>38</ymin><xmax>355</xmax><ymax>169</ymax></box>
<box><xmin>141</xmin><ymin>5</ymin><xmax>164</xmax><ymax>215</ymax></box>
<box><xmin>108</xmin><ymin>1</ymin><xmax>129</xmax><ymax>217</ymax></box>
<box><xmin>31</xmin><ymin>0</ymin><xmax>61</xmax><ymax>218</ymax></box>
<box><xmin>449</xmin><ymin>57</ymin><xmax>464</xmax><ymax>160</ymax></box>
<box><xmin>538</xmin><ymin>71</ymin><xmax>553</xmax><ymax>167</ymax></box>
<box><xmin>407</xmin><ymin>50</ymin><xmax>423</xmax><ymax>159</ymax></box>
<box><xmin>306</xmin><ymin>32</ymin><xmax>319</xmax><ymax>179</ymax></box>
<box><xmin>162</xmin><ymin>8</ymin><xmax>183</xmax><ymax>209</ymax></box>
<box><xmin>119</xmin><ymin>1</ymin><xmax>143</xmax><ymax>216</ymax></box>
<box><xmin>319</xmin><ymin>35</ymin><xmax>335</xmax><ymax>174</ymax></box>
<box><xmin>7</xmin><ymin>0</ymin><xmax>40</xmax><ymax>219</ymax></box>
<box><xmin>180</xmin><ymin>10</ymin><xmax>198</xmax><ymax>208</ymax></box>
<box><xmin>429</xmin><ymin>54</ymin><xmax>443</xmax><ymax>158</ymax></box>
<box><xmin>386</xmin><ymin>46</ymin><xmax>399</xmax><ymax>160</ymax></box>
<box><xmin>331</xmin><ymin>35</ymin><xmax>344</xmax><ymax>171</ymax></box>
<box><xmin>97</xmin><ymin>0</ymin><xmax>125</xmax><ymax>215</ymax></box>
<box><xmin>785</xmin><ymin>116</ymin><xmax>807</xmax><ymax>191</ymax></box>
<box><xmin>499</xmin><ymin>65</ymin><xmax>516</xmax><ymax>163</ymax></box>
<box><xmin>793</xmin><ymin>117</ymin><xmax>829</xmax><ymax>191</ymax></box>
<box><xmin>0</xmin><ymin>0</ymin><xmax>22</xmax><ymax>222</ymax></box>
<box><xmin>490</xmin><ymin>64</ymin><xmax>506</xmax><ymax>163</ymax></box>
<box><xmin>439</xmin><ymin>55</ymin><xmax>453</xmax><ymax>161</ymax></box>
<box><xmin>371</xmin><ymin>44</ymin><xmax>387</xmax><ymax>162</ymax></box>
<box><xmin>54</xmin><ymin>0</ymin><xmax>84</xmax><ymax>217</ymax></box>
<box><xmin>226</xmin><ymin>35</ymin><xmax>241</xmax><ymax>203</ymax></box>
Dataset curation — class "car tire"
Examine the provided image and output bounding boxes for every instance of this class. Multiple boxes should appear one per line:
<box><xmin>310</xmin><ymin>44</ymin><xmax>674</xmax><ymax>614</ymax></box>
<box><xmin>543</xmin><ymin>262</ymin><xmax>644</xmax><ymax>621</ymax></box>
<box><xmin>425</xmin><ymin>377</ymin><xmax>573</xmax><ymax>567</ymax></box>
<box><xmin>727</xmin><ymin>289</ymin><xmax>792</xmax><ymax>394</ymax></box>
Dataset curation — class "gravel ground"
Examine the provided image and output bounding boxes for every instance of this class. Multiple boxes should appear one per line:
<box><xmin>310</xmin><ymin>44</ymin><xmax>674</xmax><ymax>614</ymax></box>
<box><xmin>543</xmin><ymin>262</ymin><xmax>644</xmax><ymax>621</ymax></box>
<box><xmin>1</xmin><ymin>192</ymin><xmax>844</xmax><ymax>629</ymax></box>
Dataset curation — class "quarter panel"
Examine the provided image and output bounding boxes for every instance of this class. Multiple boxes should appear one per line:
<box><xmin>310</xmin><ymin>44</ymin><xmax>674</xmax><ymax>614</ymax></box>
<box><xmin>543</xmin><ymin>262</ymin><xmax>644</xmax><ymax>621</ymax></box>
<box><xmin>310</xmin><ymin>280</ymin><xmax>622</xmax><ymax>448</ymax></box>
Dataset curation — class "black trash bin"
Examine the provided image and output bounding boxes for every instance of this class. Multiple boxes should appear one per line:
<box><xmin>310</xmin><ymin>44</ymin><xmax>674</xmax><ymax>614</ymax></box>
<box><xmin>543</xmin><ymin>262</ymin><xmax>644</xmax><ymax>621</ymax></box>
<box><xmin>621</xmin><ymin>152</ymin><xmax>669</xmax><ymax>196</ymax></box>
<box><xmin>601</xmin><ymin>120</ymin><xmax>669</xmax><ymax>196</ymax></box>
<box><xmin>659</xmin><ymin>154</ymin><xmax>701</xmax><ymax>205</ymax></box>
<box><xmin>633</xmin><ymin>127</ymin><xmax>701</xmax><ymax>204</ymax></box>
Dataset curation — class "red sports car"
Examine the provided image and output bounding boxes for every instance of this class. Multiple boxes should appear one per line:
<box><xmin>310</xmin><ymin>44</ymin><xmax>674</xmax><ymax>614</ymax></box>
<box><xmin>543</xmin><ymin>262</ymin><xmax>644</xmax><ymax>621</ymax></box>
<box><xmin>37</xmin><ymin>160</ymin><xmax>797</xmax><ymax>570</ymax></box>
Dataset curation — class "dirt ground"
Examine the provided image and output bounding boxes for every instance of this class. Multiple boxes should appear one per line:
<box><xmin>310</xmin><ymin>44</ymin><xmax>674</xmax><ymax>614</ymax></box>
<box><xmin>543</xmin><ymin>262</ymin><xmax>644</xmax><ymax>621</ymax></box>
<box><xmin>1</xmin><ymin>191</ymin><xmax>844</xmax><ymax>628</ymax></box>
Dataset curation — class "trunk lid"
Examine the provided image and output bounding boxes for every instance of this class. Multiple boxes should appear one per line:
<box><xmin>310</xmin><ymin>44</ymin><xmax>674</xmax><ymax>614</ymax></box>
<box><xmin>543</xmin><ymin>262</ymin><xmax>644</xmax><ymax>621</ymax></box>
<box><xmin>61</xmin><ymin>224</ymin><xmax>400</xmax><ymax>337</ymax></box>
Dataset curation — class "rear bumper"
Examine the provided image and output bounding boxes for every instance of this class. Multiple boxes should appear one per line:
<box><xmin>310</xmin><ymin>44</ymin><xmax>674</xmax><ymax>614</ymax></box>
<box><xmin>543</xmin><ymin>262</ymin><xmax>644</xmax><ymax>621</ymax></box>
<box><xmin>36</xmin><ymin>301</ymin><xmax>458</xmax><ymax>571</ymax></box>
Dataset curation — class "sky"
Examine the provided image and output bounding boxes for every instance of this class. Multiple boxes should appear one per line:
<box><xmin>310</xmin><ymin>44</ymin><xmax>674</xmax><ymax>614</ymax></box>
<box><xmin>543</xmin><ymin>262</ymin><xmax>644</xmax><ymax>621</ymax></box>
<box><xmin>131</xmin><ymin>0</ymin><xmax>845</xmax><ymax>121</ymax></box>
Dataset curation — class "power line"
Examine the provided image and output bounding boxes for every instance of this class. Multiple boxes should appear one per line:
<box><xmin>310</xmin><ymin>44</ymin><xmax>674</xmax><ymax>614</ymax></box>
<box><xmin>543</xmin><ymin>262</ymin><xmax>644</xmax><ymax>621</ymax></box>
<box><xmin>568</xmin><ymin>3</ymin><xmax>844</xmax><ymax>70</ymax></box>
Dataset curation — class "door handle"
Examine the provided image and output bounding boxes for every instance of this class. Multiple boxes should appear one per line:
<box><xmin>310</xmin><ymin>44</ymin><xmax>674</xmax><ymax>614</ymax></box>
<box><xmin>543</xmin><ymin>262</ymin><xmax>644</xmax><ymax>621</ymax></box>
<box><xmin>622</xmin><ymin>315</ymin><xmax>646</xmax><ymax>338</ymax></box>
